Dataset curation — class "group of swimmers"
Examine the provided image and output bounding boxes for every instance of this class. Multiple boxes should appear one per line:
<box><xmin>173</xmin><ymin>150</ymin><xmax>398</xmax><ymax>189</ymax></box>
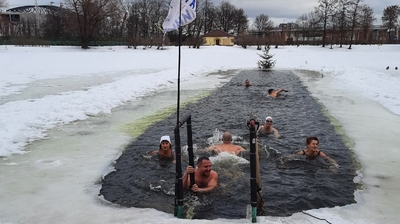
<box><xmin>246</xmin><ymin>79</ymin><xmax>337</xmax><ymax>164</ymax></box>
<box><xmin>152</xmin><ymin>132</ymin><xmax>336</xmax><ymax>194</ymax></box>
<box><xmin>149</xmin><ymin>79</ymin><xmax>337</xmax><ymax>193</ymax></box>
<box><xmin>151</xmin><ymin>133</ymin><xmax>237</xmax><ymax>193</ymax></box>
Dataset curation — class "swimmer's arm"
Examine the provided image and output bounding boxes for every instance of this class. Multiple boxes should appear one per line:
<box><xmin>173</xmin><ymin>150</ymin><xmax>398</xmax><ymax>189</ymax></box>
<box><xmin>284</xmin><ymin>153</ymin><xmax>297</xmax><ymax>160</ymax></box>
<box><xmin>197</xmin><ymin>171</ymin><xmax>218</xmax><ymax>193</ymax></box>
<box><xmin>182</xmin><ymin>171</ymin><xmax>189</xmax><ymax>189</ymax></box>
<box><xmin>320</xmin><ymin>152</ymin><xmax>338</xmax><ymax>166</ymax></box>
<box><xmin>276</xmin><ymin>88</ymin><xmax>288</xmax><ymax>93</ymax></box>
<box><xmin>273</xmin><ymin>128</ymin><xmax>280</xmax><ymax>138</ymax></box>
<box><xmin>256</xmin><ymin>126</ymin><xmax>263</xmax><ymax>135</ymax></box>
<box><xmin>236</xmin><ymin>146</ymin><xmax>246</xmax><ymax>155</ymax></box>
<box><xmin>172</xmin><ymin>152</ymin><xmax>176</xmax><ymax>164</ymax></box>
<box><xmin>294</xmin><ymin>149</ymin><xmax>307</xmax><ymax>155</ymax></box>
<box><xmin>286</xmin><ymin>150</ymin><xmax>304</xmax><ymax>159</ymax></box>
<box><xmin>182</xmin><ymin>166</ymin><xmax>194</xmax><ymax>189</ymax></box>
<box><xmin>204</xmin><ymin>145</ymin><xmax>218</xmax><ymax>153</ymax></box>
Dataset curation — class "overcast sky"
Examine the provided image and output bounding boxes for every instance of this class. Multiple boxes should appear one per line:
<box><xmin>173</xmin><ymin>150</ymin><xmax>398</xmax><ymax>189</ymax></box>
<box><xmin>6</xmin><ymin>0</ymin><xmax>398</xmax><ymax>25</ymax></box>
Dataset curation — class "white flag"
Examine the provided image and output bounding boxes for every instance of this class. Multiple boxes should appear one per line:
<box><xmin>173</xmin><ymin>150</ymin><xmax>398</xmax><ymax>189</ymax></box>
<box><xmin>162</xmin><ymin>0</ymin><xmax>197</xmax><ymax>32</ymax></box>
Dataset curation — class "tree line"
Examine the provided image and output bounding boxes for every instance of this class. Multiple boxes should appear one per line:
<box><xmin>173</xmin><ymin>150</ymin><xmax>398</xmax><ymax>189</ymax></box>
<box><xmin>1</xmin><ymin>0</ymin><xmax>399</xmax><ymax>49</ymax></box>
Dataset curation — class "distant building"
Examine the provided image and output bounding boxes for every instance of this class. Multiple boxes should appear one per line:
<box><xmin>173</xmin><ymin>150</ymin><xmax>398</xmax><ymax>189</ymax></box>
<box><xmin>0</xmin><ymin>12</ymin><xmax>21</xmax><ymax>36</ymax></box>
<box><xmin>203</xmin><ymin>30</ymin><xmax>234</xmax><ymax>46</ymax></box>
<box><xmin>1</xmin><ymin>5</ymin><xmax>63</xmax><ymax>37</ymax></box>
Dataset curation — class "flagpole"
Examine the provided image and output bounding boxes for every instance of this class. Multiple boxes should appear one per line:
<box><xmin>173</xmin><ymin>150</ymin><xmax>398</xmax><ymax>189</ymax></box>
<box><xmin>163</xmin><ymin>0</ymin><xmax>197</xmax><ymax>218</ymax></box>
<box><xmin>174</xmin><ymin>0</ymin><xmax>184</xmax><ymax>218</ymax></box>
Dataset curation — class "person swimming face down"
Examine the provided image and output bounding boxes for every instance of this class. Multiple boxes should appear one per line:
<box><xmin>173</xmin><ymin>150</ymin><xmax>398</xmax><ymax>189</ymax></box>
<box><xmin>268</xmin><ymin>88</ymin><xmax>288</xmax><ymax>98</ymax></box>
<box><xmin>205</xmin><ymin>132</ymin><xmax>245</xmax><ymax>155</ymax></box>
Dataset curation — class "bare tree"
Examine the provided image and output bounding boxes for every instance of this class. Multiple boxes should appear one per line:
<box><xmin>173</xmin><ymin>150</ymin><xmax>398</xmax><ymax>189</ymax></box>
<box><xmin>0</xmin><ymin>0</ymin><xmax>8</xmax><ymax>10</ymax></box>
<box><xmin>0</xmin><ymin>0</ymin><xmax>7</xmax><ymax>9</ymax></box>
<box><xmin>205</xmin><ymin>0</ymin><xmax>218</xmax><ymax>33</ymax></box>
<box><xmin>235</xmin><ymin>33</ymin><xmax>256</xmax><ymax>48</ymax></box>
<box><xmin>187</xmin><ymin>0</ymin><xmax>209</xmax><ymax>48</ymax></box>
<box><xmin>67</xmin><ymin>0</ymin><xmax>120</xmax><ymax>49</ymax></box>
<box><xmin>126</xmin><ymin>1</ymin><xmax>140</xmax><ymax>48</ymax></box>
<box><xmin>251</xmin><ymin>14</ymin><xmax>273</xmax><ymax>49</ymax></box>
<box><xmin>337</xmin><ymin>0</ymin><xmax>350</xmax><ymax>47</ymax></box>
<box><xmin>296</xmin><ymin>14</ymin><xmax>309</xmax><ymax>44</ymax></box>
<box><xmin>202</xmin><ymin>0</ymin><xmax>217</xmax><ymax>34</ymax></box>
<box><xmin>315</xmin><ymin>0</ymin><xmax>338</xmax><ymax>47</ymax></box>
<box><xmin>252</xmin><ymin>14</ymin><xmax>274</xmax><ymax>33</ymax></box>
<box><xmin>381</xmin><ymin>5</ymin><xmax>400</xmax><ymax>42</ymax></box>
<box><xmin>359</xmin><ymin>4</ymin><xmax>375</xmax><ymax>43</ymax></box>
<box><xmin>347</xmin><ymin>0</ymin><xmax>363</xmax><ymax>49</ymax></box>
<box><xmin>94</xmin><ymin>3</ymin><xmax>125</xmax><ymax>39</ymax></box>
<box><xmin>231</xmin><ymin>8</ymin><xmax>248</xmax><ymax>36</ymax></box>
<box><xmin>327</xmin><ymin>9</ymin><xmax>339</xmax><ymax>48</ymax></box>
<box><xmin>308</xmin><ymin>11</ymin><xmax>323</xmax><ymax>44</ymax></box>
<box><xmin>42</xmin><ymin>6</ymin><xmax>72</xmax><ymax>40</ymax></box>
<box><xmin>126</xmin><ymin>0</ymin><xmax>168</xmax><ymax>48</ymax></box>
<box><xmin>216</xmin><ymin>1</ymin><xmax>236</xmax><ymax>32</ymax></box>
<box><xmin>100</xmin><ymin>0</ymin><xmax>129</xmax><ymax>40</ymax></box>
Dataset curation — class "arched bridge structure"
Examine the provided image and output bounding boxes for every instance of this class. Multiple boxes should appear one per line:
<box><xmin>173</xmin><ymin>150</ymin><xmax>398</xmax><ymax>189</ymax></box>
<box><xmin>6</xmin><ymin>5</ymin><xmax>64</xmax><ymax>14</ymax></box>
<box><xmin>1</xmin><ymin>5</ymin><xmax>66</xmax><ymax>37</ymax></box>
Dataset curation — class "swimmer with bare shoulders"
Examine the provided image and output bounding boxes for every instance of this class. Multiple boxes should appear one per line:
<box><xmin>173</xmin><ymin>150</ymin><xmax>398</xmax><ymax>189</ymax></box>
<box><xmin>205</xmin><ymin>132</ymin><xmax>245</xmax><ymax>155</ymax></box>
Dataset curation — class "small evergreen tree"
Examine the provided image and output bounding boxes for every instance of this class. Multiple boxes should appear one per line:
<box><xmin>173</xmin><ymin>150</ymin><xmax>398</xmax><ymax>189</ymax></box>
<box><xmin>257</xmin><ymin>45</ymin><xmax>276</xmax><ymax>70</ymax></box>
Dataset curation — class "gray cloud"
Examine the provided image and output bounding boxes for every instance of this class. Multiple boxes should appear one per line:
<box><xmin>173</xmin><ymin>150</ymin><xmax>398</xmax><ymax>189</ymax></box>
<box><xmin>8</xmin><ymin>0</ymin><xmax>396</xmax><ymax>25</ymax></box>
<box><xmin>210</xmin><ymin>0</ymin><xmax>394</xmax><ymax>25</ymax></box>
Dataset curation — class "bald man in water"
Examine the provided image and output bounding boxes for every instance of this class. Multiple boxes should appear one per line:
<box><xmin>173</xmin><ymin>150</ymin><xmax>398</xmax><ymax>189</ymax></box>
<box><xmin>205</xmin><ymin>132</ymin><xmax>245</xmax><ymax>155</ymax></box>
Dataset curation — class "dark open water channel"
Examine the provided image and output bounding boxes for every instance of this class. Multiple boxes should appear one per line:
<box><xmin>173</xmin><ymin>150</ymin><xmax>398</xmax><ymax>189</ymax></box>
<box><xmin>100</xmin><ymin>70</ymin><xmax>359</xmax><ymax>219</ymax></box>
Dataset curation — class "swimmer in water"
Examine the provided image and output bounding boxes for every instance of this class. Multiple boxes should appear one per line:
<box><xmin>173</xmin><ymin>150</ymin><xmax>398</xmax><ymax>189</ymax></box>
<box><xmin>268</xmin><ymin>88</ymin><xmax>288</xmax><ymax>98</ymax></box>
<box><xmin>205</xmin><ymin>132</ymin><xmax>245</xmax><ymax>156</ymax></box>
<box><xmin>296</xmin><ymin>136</ymin><xmax>337</xmax><ymax>165</ymax></box>
<box><xmin>183</xmin><ymin>156</ymin><xmax>218</xmax><ymax>193</ymax></box>
<box><xmin>257</xmin><ymin>116</ymin><xmax>280</xmax><ymax>138</ymax></box>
